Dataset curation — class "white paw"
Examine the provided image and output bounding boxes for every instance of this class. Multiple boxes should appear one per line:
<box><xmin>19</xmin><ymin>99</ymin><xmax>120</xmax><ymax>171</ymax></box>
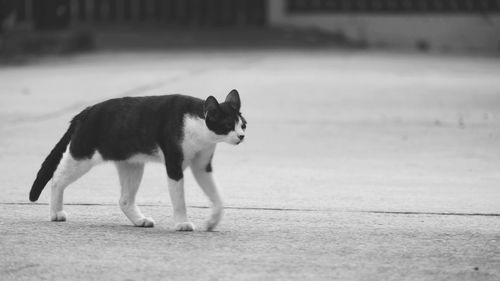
<box><xmin>174</xmin><ymin>222</ymin><xmax>195</xmax><ymax>231</ymax></box>
<box><xmin>50</xmin><ymin>211</ymin><xmax>67</xmax><ymax>222</ymax></box>
<box><xmin>206</xmin><ymin>207</ymin><xmax>223</xmax><ymax>231</ymax></box>
<box><xmin>134</xmin><ymin>217</ymin><xmax>155</xmax><ymax>228</ymax></box>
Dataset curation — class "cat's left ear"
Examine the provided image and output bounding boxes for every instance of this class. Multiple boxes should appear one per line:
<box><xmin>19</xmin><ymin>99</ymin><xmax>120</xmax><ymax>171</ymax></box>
<box><xmin>225</xmin><ymin>89</ymin><xmax>241</xmax><ymax>111</ymax></box>
<box><xmin>204</xmin><ymin>96</ymin><xmax>220</xmax><ymax>117</ymax></box>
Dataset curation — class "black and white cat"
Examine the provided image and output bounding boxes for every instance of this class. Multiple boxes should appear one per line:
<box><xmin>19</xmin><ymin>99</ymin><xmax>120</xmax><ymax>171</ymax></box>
<box><xmin>29</xmin><ymin>89</ymin><xmax>246</xmax><ymax>231</ymax></box>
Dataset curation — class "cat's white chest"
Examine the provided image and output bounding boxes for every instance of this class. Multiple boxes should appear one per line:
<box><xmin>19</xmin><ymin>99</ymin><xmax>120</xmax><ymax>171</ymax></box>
<box><xmin>181</xmin><ymin>115</ymin><xmax>214</xmax><ymax>165</ymax></box>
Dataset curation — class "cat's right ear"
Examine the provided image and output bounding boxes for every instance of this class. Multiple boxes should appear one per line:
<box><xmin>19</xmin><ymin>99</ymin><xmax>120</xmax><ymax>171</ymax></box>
<box><xmin>204</xmin><ymin>96</ymin><xmax>220</xmax><ymax>117</ymax></box>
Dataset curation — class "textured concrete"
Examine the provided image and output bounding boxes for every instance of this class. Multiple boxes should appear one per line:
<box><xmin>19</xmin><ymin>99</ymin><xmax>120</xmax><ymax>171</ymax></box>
<box><xmin>0</xmin><ymin>50</ymin><xmax>499</xmax><ymax>280</ymax></box>
<box><xmin>1</xmin><ymin>204</ymin><xmax>499</xmax><ymax>281</ymax></box>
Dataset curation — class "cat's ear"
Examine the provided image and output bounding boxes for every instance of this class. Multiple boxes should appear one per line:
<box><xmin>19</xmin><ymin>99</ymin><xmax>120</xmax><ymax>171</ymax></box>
<box><xmin>225</xmin><ymin>89</ymin><xmax>241</xmax><ymax>111</ymax></box>
<box><xmin>204</xmin><ymin>96</ymin><xmax>220</xmax><ymax>117</ymax></box>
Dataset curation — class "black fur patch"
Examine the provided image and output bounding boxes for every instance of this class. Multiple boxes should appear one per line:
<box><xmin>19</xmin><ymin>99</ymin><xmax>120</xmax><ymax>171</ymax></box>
<box><xmin>205</xmin><ymin>103</ymin><xmax>241</xmax><ymax>135</ymax></box>
<box><xmin>68</xmin><ymin>95</ymin><xmax>206</xmax><ymax>181</ymax></box>
<box><xmin>69</xmin><ymin>95</ymin><xmax>203</xmax><ymax>161</ymax></box>
<box><xmin>205</xmin><ymin>153</ymin><xmax>214</xmax><ymax>173</ymax></box>
<box><xmin>29</xmin><ymin>123</ymin><xmax>75</xmax><ymax>202</ymax></box>
<box><xmin>205</xmin><ymin>90</ymin><xmax>246</xmax><ymax>136</ymax></box>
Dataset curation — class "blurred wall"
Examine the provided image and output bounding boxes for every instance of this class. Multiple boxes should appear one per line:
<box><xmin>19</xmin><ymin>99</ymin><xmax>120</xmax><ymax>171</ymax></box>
<box><xmin>269</xmin><ymin>0</ymin><xmax>500</xmax><ymax>52</ymax></box>
<box><xmin>2</xmin><ymin>0</ymin><xmax>267</xmax><ymax>30</ymax></box>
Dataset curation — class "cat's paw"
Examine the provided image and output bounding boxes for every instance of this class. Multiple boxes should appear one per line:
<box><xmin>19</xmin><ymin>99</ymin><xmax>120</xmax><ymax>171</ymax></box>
<box><xmin>134</xmin><ymin>217</ymin><xmax>155</xmax><ymax>228</ymax></box>
<box><xmin>50</xmin><ymin>211</ymin><xmax>67</xmax><ymax>222</ymax></box>
<box><xmin>206</xmin><ymin>208</ymin><xmax>223</xmax><ymax>231</ymax></box>
<box><xmin>174</xmin><ymin>222</ymin><xmax>195</xmax><ymax>231</ymax></box>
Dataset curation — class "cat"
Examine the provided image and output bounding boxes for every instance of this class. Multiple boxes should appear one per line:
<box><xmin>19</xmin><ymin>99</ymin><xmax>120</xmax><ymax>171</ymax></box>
<box><xmin>29</xmin><ymin>89</ymin><xmax>246</xmax><ymax>231</ymax></box>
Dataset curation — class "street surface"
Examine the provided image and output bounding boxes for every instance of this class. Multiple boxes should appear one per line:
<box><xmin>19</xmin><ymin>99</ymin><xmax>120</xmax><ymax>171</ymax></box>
<box><xmin>0</xmin><ymin>50</ymin><xmax>499</xmax><ymax>280</ymax></box>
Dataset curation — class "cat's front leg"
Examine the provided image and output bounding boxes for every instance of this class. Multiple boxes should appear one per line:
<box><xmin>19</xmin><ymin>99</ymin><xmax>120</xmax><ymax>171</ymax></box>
<box><xmin>191</xmin><ymin>169</ymin><xmax>223</xmax><ymax>231</ymax></box>
<box><xmin>163</xmin><ymin>146</ymin><xmax>195</xmax><ymax>231</ymax></box>
<box><xmin>191</xmin><ymin>149</ymin><xmax>224</xmax><ymax>231</ymax></box>
<box><xmin>167</xmin><ymin>178</ymin><xmax>195</xmax><ymax>231</ymax></box>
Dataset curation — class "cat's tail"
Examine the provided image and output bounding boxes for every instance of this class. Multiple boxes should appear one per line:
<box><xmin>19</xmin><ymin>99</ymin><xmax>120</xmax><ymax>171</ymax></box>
<box><xmin>29</xmin><ymin>123</ymin><xmax>75</xmax><ymax>202</ymax></box>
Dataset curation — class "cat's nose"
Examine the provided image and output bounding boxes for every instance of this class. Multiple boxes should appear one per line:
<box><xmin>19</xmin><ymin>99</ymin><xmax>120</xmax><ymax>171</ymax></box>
<box><xmin>238</xmin><ymin>135</ymin><xmax>245</xmax><ymax>141</ymax></box>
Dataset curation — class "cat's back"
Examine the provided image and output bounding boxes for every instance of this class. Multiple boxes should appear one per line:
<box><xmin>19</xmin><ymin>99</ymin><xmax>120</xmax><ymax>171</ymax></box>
<box><xmin>75</xmin><ymin>94</ymin><xmax>204</xmax><ymax>123</ymax></box>
<box><xmin>91</xmin><ymin>94</ymin><xmax>202</xmax><ymax>114</ymax></box>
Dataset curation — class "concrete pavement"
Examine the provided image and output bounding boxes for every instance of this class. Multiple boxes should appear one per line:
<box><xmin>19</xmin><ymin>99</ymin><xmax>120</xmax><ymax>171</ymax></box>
<box><xmin>0</xmin><ymin>50</ymin><xmax>499</xmax><ymax>280</ymax></box>
<box><xmin>1</xmin><ymin>204</ymin><xmax>499</xmax><ymax>281</ymax></box>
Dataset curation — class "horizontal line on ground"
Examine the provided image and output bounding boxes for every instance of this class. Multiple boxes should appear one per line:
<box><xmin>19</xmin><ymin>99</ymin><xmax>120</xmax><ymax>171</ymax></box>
<box><xmin>1</xmin><ymin>202</ymin><xmax>499</xmax><ymax>217</ymax></box>
<box><xmin>361</xmin><ymin>210</ymin><xmax>500</xmax><ymax>217</ymax></box>
<box><xmin>0</xmin><ymin>202</ymin><xmax>316</xmax><ymax>212</ymax></box>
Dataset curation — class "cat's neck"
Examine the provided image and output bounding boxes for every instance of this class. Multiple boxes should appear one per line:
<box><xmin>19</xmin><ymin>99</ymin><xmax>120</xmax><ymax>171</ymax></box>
<box><xmin>182</xmin><ymin>115</ymin><xmax>218</xmax><ymax>146</ymax></box>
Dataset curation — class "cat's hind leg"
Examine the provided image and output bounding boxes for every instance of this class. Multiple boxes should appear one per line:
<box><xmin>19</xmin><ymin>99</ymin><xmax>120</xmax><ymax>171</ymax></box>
<box><xmin>50</xmin><ymin>152</ymin><xmax>93</xmax><ymax>221</ymax></box>
<box><xmin>115</xmin><ymin>162</ymin><xmax>154</xmax><ymax>227</ymax></box>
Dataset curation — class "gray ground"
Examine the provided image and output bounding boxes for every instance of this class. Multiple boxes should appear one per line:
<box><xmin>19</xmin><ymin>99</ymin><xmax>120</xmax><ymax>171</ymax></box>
<box><xmin>0</xmin><ymin>50</ymin><xmax>499</xmax><ymax>280</ymax></box>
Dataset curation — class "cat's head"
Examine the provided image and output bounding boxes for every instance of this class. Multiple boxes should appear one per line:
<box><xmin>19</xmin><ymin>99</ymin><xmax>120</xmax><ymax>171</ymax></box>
<box><xmin>204</xmin><ymin>89</ymin><xmax>247</xmax><ymax>145</ymax></box>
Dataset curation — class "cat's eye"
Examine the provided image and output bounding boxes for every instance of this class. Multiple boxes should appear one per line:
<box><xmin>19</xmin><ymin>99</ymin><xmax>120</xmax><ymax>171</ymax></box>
<box><xmin>242</xmin><ymin>123</ymin><xmax>246</xmax><ymax>130</ymax></box>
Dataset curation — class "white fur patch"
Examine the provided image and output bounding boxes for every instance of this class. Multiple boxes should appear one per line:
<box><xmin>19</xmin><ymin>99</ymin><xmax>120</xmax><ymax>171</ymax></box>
<box><xmin>224</xmin><ymin>117</ymin><xmax>245</xmax><ymax>145</ymax></box>
<box><xmin>182</xmin><ymin>115</ymin><xmax>217</xmax><ymax>167</ymax></box>
<box><xmin>235</xmin><ymin>117</ymin><xmax>245</xmax><ymax>141</ymax></box>
<box><xmin>125</xmin><ymin>149</ymin><xmax>164</xmax><ymax>164</ymax></box>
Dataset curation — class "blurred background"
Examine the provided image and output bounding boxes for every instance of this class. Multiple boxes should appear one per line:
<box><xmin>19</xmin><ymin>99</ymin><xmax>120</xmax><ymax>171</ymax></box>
<box><xmin>1</xmin><ymin>0</ymin><xmax>500</xmax><ymax>54</ymax></box>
